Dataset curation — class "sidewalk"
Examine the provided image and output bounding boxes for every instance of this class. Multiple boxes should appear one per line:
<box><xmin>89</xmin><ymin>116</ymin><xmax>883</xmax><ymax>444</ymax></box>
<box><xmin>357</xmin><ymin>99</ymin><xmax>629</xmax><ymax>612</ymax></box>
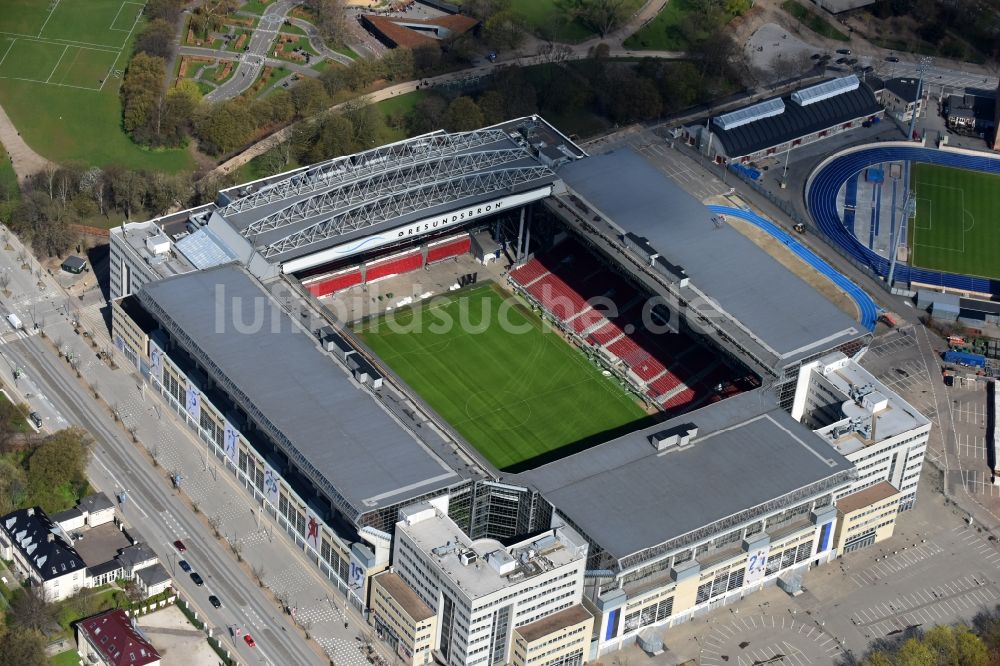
<box><xmin>60</xmin><ymin>303</ymin><xmax>378</xmax><ymax>666</ymax></box>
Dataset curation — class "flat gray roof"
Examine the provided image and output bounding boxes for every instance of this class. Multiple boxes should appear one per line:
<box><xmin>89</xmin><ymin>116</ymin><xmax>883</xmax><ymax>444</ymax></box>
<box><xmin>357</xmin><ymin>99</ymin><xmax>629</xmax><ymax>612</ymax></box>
<box><xmin>509</xmin><ymin>390</ymin><xmax>853</xmax><ymax>561</ymax></box>
<box><xmin>217</xmin><ymin>125</ymin><xmax>562</xmax><ymax>265</ymax></box>
<box><xmin>558</xmin><ymin>148</ymin><xmax>863</xmax><ymax>365</ymax></box>
<box><xmin>138</xmin><ymin>265</ymin><xmax>461</xmax><ymax>519</ymax></box>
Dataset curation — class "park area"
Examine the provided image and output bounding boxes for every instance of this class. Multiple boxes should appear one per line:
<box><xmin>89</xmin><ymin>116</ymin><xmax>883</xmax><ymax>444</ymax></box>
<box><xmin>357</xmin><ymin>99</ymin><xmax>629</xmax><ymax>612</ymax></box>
<box><xmin>0</xmin><ymin>0</ymin><xmax>191</xmax><ymax>171</ymax></box>
<box><xmin>356</xmin><ymin>283</ymin><xmax>646</xmax><ymax>471</ymax></box>
<box><xmin>908</xmin><ymin>163</ymin><xmax>1000</xmax><ymax>281</ymax></box>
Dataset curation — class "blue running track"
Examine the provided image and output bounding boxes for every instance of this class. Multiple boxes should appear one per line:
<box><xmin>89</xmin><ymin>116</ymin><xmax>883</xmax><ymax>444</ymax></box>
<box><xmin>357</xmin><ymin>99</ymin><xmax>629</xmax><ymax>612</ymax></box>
<box><xmin>807</xmin><ymin>145</ymin><xmax>1000</xmax><ymax>294</ymax></box>
<box><xmin>709</xmin><ymin>205</ymin><xmax>881</xmax><ymax>331</ymax></box>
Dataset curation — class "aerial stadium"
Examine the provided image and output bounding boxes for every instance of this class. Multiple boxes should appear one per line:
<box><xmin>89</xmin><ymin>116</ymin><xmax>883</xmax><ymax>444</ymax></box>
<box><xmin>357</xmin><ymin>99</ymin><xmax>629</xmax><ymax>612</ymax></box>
<box><xmin>107</xmin><ymin>116</ymin><xmax>937</xmax><ymax>659</ymax></box>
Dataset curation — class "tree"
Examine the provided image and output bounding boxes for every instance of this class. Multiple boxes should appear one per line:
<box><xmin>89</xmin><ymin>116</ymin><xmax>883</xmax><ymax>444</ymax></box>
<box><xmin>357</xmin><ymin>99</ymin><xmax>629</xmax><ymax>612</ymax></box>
<box><xmin>161</xmin><ymin>80</ymin><xmax>201</xmax><ymax>146</ymax></box>
<box><xmin>307</xmin><ymin>115</ymin><xmax>355</xmax><ymax>163</ymax></box>
<box><xmin>0</xmin><ymin>456</ymin><xmax>26</xmax><ymax>513</ymax></box>
<box><xmin>291</xmin><ymin>77</ymin><xmax>331</xmax><ymax>118</ymax></box>
<box><xmin>108</xmin><ymin>168</ymin><xmax>147</xmax><ymax>221</ymax></box>
<box><xmin>484</xmin><ymin>11</ymin><xmax>527</xmax><ymax>50</ymax></box>
<box><xmin>477</xmin><ymin>90</ymin><xmax>506</xmax><ymax>125</ymax></box>
<box><xmin>569</xmin><ymin>0</ymin><xmax>631</xmax><ymax>37</ymax></box>
<box><xmin>122</xmin><ymin>53</ymin><xmax>166</xmax><ymax>142</ymax></box>
<box><xmin>10</xmin><ymin>191</ymin><xmax>76</xmax><ymax>257</ymax></box>
<box><xmin>310</xmin><ymin>0</ymin><xmax>349</xmax><ymax>46</ymax></box>
<box><xmin>406</xmin><ymin>94</ymin><xmax>447</xmax><ymax>135</ymax></box>
<box><xmin>9</xmin><ymin>587</ymin><xmax>55</xmax><ymax>633</ymax></box>
<box><xmin>0</xmin><ymin>626</ymin><xmax>46</xmax><ymax>666</ymax></box>
<box><xmin>382</xmin><ymin>47</ymin><xmax>415</xmax><ymax>82</ymax></box>
<box><xmin>463</xmin><ymin>0</ymin><xmax>512</xmax><ymax>17</ymax></box>
<box><xmin>145</xmin><ymin>0</ymin><xmax>185</xmax><ymax>23</ymax></box>
<box><xmin>608</xmin><ymin>75</ymin><xmax>661</xmax><ymax>123</ymax></box>
<box><xmin>412</xmin><ymin>43</ymin><xmax>442</xmax><ymax>75</ymax></box>
<box><xmin>446</xmin><ymin>96</ymin><xmax>484</xmax><ymax>132</ymax></box>
<box><xmin>343</xmin><ymin>101</ymin><xmax>385</xmax><ymax>149</ymax></box>
<box><xmin>25</xmin><ymin>428</ymin><xmax>92</xmax><ymax>513</ymax></box>
<box><xmin>196</xmin><ymin>100</ymin><xmax>256</xmax><ymax>155</ymax></box>
<box><xmin>134</xmin><ymin>19</ymin><xmax>177</xmax><ymax>59</ymax></box>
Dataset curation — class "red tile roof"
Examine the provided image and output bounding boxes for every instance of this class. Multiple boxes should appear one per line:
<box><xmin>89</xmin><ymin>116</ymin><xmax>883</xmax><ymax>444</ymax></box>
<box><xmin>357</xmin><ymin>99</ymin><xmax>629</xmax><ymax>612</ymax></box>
<box><xmin>362</xmin><ymin>13</ymin><xmax>479</xmax><ymax>49</ymax></box>
<box><xmin>78</xmin><ymin>610</ymin><xmax>160</xmax><ymax>666</ymax></box>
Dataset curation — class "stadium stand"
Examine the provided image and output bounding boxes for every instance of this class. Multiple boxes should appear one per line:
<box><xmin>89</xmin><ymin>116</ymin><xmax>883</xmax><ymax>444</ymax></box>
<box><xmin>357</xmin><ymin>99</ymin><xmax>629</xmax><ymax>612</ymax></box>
<box><xmin>806</xmin><ymin>145</ymin><xmax>1000</xmax><ymax>295</ymax></box>
<box><xmin>365</xmin><ymin>250</ymin><xmax>423</xmax><ymax>283</ymax></box>
<box><xmin>510</xmin><ymin>259</ymin><xmax>549</xmax><ymax>287</ymax></box>
<box><xmin>304</xmin><ymin>267</ymin><xmax>363</xmax><ymax>297</ymax></box>
<box><xmin>509</xmin><ymin>238</ymin><xmax>752</xmax><ymax>414</ymax></box>
<box><xmin>427</xmin><ymin>235</ymin><xmax>472</xmax><ymax>264</ymax></box>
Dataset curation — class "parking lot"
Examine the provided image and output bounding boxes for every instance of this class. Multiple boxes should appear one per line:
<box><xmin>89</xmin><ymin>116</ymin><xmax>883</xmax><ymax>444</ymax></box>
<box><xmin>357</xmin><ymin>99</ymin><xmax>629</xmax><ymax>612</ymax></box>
<box><xmin>647</xmin><ymin>471</ymin><xmax>1000</xmax><ymax>664</ymax></box>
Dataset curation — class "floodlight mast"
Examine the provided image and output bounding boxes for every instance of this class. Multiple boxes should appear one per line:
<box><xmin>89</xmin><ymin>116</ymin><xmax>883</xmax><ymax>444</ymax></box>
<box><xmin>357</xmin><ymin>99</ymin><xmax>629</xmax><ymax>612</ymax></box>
<box><xmin>887</xmin><ymin>192</ymin><xmax>915</xmax><ymax>287</ymax></box>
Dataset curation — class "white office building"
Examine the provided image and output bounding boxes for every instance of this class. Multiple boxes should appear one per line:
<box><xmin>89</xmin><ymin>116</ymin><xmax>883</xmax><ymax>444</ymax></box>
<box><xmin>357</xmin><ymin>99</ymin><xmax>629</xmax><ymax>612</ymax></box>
<box><xmin>793</xmin><ymin>351</ymin><xmax>931</xmax><ymax>511</ymax></box>
<box><xmin>392</xmin><ymin>503</ymin><xmax>590</xmax><ymax>666</ymax></box>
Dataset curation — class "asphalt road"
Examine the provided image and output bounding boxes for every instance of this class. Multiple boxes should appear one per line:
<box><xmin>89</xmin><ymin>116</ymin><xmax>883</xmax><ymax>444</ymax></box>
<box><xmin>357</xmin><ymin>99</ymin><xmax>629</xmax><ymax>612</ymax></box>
<box><xmin>2</xmin><ymin>335</ymin><xmax>325</xmax><ymax>666</ymax></box>
<box><xmin>207</xmin><ymin>0</ymin><xmax>299</xmax><ymax>102</ymax></box>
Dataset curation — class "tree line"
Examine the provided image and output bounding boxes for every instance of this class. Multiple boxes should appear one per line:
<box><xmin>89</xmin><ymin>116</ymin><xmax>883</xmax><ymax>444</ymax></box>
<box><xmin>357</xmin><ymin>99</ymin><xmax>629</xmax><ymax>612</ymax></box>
<box><xmin>0</xmin><ymin>427</ymin><xmax>93</xmax><ymax>516</ymax></box>
<box><xmin>253</xmin><ymin>46</ymin><xmax>744</xmax><ymax>180</ymax></box>
<box><xmin>5</xmin><ymin>165</ymin><xmax>219</xmax><ymax>257</ymax></box>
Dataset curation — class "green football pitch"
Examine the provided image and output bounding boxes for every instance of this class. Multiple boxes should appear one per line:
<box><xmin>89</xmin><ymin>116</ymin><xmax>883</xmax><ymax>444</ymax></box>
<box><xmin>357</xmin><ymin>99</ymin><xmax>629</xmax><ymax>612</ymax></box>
<box><xmin>0</xmin><ymin>0</ymin><xmax>191</xmax><ymax>171</ymax></box>
<box><xmin>909</xmin><ymin>163</ymin><xmax>1000</xmax><ymax>281</ymax></box>
<box><xmin>356</xmin><ymin>283</ymin><xmax>647</xmax><ymax>471</ymax></box>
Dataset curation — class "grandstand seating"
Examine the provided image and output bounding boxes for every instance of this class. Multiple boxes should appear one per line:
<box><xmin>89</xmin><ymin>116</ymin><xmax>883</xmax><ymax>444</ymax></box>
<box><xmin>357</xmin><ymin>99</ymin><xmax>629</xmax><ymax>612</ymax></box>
<box><xmin>304</xmin><ymin>268</ymin><xmax>362</xmax><ymax>297</ymax></box>
<box><xmin>570</xmin><ymin>308</ymin><xmax>605</xmax><ymax>334</ymax></box>
<box><xmin>587</xmin><ymin>322</ymin><xmax>624</xmax><ymax>346</ymax></box>
<box><xmin>526</xmin><ymin>274</ymin><xmax>590</xmax><ymax>320</ymax></box>
<box><xmin>510</xmin><ymin>259</ymin><xmax>549</xmax><ymax>287</ymax></box>
<box><xmin>508</xmin><ymin>237</ymin><xmax>752</xmax><ymax>414</ymax></box>
<box><xmin>427</xmin><ymin>235</ymin><xmax>472</xmax><ymax>264</ymax></box>
<box><xmin>365</xmin><ymin>251</ymin><xmax>423</xmax><ymax>282</ymax></box>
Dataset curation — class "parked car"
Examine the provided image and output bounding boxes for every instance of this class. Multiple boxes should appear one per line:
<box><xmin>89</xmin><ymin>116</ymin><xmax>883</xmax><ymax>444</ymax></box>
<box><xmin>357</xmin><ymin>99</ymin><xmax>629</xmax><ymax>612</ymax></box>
<box><xmin>836</xmin><ymin>57</ymin><xmax>848</xmax><ymax>64</ymax></box>
<box><xmin>209</xmin><ymin>595</ymin><xmax>222</xmax><ymax>608</ymax></box>
<box><xmin>190</xmin><ymin>572</ymin><xmax>204</xmax><ymax>587</ymax></box>
<box><xmin>244</xmin><ymin>634</ymin><xmax>256</xmax><ymax>648</ymax></box>
<box><xmin>836</xmin><ymin>48</ymin><xmax>852</xmax><ymax>55</ymax></box>
<box><xmin>28</xmin><ymin>412</ymin><xmax>42</xmax><ymax>428</ymax></box>
<box><xmin>173</xmin><ymin>540</ymin><xmax>187</xmax><ymax>553</ymax></box>
<box><xmin>810</xmin><ymin>52</ymin><xmax>821</xmax><ymax>59</ymax></box>
<box><xmin>886</xmin><ymin>56</ymin><xmax>900</xmax><ymax>62</ymax></box>
<box><xmin>178</xmin><ymin>560</ymin><xmax>192</xmax><ymax>573</ymax></box>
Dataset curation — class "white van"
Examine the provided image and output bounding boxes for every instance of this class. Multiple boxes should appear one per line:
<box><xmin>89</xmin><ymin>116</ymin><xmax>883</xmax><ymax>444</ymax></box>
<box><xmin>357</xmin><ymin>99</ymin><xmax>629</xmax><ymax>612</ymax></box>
<box><xmin>6</xmin><ymin>313</ymin><xmax>22</xmax><ymax>330</ymax></box>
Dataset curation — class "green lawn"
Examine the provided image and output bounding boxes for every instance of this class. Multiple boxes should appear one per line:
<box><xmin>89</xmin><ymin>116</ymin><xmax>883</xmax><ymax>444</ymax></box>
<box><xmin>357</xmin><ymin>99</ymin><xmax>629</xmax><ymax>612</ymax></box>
<box><xmin>624</xmin><ymin>0</ymin><xmax>744</xmax><ymax>50</ymax></box>
<box><xmin>909</xmin><ymin>163</ymin><xmax>1000</xmax><ymax>280</ymax></box>
<box><xmin>0</xmin><ymin>0</ymin><xmax>193</xmax><ymax>171</ymax></box>
<box><xmin>0</xmin><ymin>391</ymin><xmax>31</xmax><ymax>433</ymax></box>
<box><xmin>356</xmin><ymin>284</ymin><xmax>646</xmax><ymax>470</ymax></box>
<box><xmin>780</xmin><ymin>0</ymin><xmax>849</xmax><ymax>41</ymax></box>
<box><xmin>50</xmin><ymin>649</ymin><xmax>80</xmax><ymax>666</ymax></box>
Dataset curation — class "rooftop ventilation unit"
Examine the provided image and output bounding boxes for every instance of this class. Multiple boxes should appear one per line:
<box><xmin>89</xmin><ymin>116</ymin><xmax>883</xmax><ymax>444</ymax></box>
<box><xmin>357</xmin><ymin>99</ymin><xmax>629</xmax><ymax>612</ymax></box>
<box><xmin>713</xmin><ymin>98</ymin><xmax>785</xmax><ymax>131</ymax></box>
<box><xmin>649</xmin><ymin>424</ymin><xmax>698</xmax><ymax>451</ymax></box>
<box><xmin>791</xmin><ymin>75</ymin><xmax>860</xmax><ymax>107</ymax></box>
<box><xmin>432</xmin><ymin>541</ymin><xmax>458</xmax><ymax>557</ymax></box>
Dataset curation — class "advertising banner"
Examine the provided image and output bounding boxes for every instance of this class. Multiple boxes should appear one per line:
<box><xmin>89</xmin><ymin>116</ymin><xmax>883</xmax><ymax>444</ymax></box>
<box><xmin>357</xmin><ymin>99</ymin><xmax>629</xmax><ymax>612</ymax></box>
<box><xmin>223</xmin><ymin>420</ymin><xmax>240</xmax><ymax>467</ymax></box>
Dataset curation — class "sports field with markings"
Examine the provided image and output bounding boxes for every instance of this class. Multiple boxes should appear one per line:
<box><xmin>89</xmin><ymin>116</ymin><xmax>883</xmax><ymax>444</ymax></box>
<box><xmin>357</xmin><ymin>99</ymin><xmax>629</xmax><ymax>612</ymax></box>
<box><xmin>0</xmin><ymin>0</ymin><xmax>191</xmax><ymax>171</ymax></box>
<box><xmin>356</xmin><ymin>283</ymin><xmax>647</xmax><ymax>471</ymax></box>
<box><xmin>909</xmin><ymin>163</ymin><xmax>1000</xmax><ymax>280</ymax></box>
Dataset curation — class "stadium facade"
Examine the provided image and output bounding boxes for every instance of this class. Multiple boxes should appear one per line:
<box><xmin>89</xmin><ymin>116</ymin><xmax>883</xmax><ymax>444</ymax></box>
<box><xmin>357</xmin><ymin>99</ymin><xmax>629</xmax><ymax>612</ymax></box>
<box><xmin>109</xmin><ymin>116</ymin><xmax>929</xmax><ymax>660</ymax></box>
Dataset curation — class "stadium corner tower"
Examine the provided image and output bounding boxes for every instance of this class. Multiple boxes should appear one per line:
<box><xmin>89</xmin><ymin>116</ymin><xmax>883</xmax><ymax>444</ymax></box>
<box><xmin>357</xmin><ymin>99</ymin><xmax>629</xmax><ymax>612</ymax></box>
<box><xmin>110</xmin><ymin>117</ymin><xmax>902</xmax><ymax>657</ymax></box>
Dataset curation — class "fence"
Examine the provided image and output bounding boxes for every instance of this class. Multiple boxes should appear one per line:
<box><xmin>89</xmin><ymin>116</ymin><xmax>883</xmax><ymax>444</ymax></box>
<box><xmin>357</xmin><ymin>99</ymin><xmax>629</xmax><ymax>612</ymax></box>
<box><xmin>176</xmin><ymin>595</ymin><xmax>238</xmax><ymax>666</ymax></box>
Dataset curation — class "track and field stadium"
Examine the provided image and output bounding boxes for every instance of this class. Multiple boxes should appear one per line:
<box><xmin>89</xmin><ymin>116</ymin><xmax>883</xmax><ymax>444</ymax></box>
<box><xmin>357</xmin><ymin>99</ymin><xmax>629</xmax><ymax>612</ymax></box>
<box><xmin>807</xmin><ymin>143</ymin><xmax>1000</xmax><ymax>295</ymax></box>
